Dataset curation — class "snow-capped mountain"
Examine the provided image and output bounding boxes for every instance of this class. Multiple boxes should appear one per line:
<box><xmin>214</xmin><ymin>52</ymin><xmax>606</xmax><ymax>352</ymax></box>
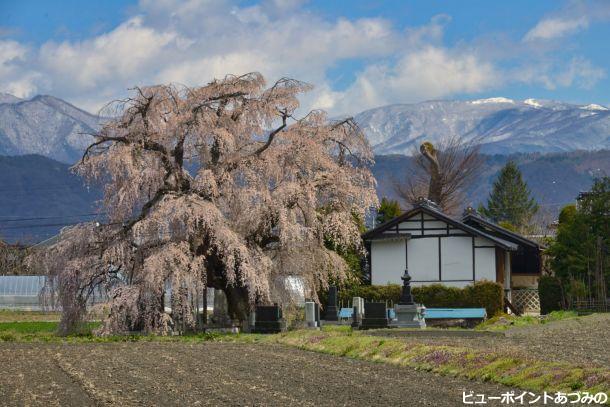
<box><xmin>0</xmin><ymin>93</ymin><xmax>23</xmax><ymax>104</ymax></box>
<box><xmin>0</xmin><ymin>94</ymin><xmax>102</xmax><ymax>164</ymax></box>
<box><xmin>1</xmin><ymin>93</ymin><xmax>609</xmax><ymax>163</ymax></box>
<box><xmin>354</xmin><ymin>97</ymin><xmax>610</xmax><ymax>155</ymax></box>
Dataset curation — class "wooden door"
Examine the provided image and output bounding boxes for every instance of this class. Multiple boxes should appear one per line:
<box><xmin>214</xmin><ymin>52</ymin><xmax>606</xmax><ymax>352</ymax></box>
<box><xmin>495</xmin><ymin>248</ymin><xmax>505</xmax><ymax>285</ymax></box>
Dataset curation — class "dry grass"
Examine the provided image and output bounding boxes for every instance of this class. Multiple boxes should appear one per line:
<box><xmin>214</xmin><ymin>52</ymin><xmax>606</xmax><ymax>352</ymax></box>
<box><xmin>0</xmin><ymin>309</ymin><xmax>60</xmax><ymax>322</ymax></box>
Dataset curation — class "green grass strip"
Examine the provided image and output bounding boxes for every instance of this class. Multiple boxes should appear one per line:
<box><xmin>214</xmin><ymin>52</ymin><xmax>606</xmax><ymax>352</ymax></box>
<box><xmin>252</xmin><ymin>328</ymin><xmax>609</xmax><ymax>397</ymax></box>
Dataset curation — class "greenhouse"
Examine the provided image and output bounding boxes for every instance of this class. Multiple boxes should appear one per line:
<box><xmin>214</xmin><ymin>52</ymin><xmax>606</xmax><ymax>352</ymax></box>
<box><xmin>0</xmin><ymin>275</ymin><xmax>48</xmax><ymax>310</ymax></box>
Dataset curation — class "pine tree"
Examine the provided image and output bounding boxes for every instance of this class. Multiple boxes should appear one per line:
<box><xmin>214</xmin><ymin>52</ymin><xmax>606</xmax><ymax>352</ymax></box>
<box><xmin>376</xmin><ymin>197</ymin><xmax>401</xmax><ymax>225</ymax></box>
<box><xmin>479</xmin><ymin>161</ymin><xmax>538</xmax><ymax>228</ymax></box>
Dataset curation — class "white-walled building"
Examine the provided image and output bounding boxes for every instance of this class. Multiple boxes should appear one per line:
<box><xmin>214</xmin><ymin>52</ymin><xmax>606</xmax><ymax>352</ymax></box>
<box><xmin>362</xmin><ymin>201</ymin><xmax>543</xmax><ymax>298</ymax></box>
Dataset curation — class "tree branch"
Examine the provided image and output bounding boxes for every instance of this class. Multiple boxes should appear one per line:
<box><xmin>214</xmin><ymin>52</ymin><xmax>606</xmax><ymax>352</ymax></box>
<box><xmin>252</xmin><ymin>109</ymin><xmax>288</xmax><ymax>156</ymax></box>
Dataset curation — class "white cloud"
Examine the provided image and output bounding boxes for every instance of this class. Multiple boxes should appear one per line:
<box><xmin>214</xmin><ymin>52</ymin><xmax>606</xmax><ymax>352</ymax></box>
<box><xmin>326</xmin><ymin>46</ymin><xmax>498</xmax><ymax>115</ymax></box>
<box><xmin>0</xmin><ymin>40</ymin><xmax>40</xmax><ymax>97</ymax></box>
<box><xmin>524</xmin><ymin>0</ymin><xmax>610</xmax><ymax>42</ymax></box>
<box><xmin>555</xmin><ymin>57</ymin><xmax>606</xmax><ymax>88</ymax></box>
<box><xmin>38</xmin><ymin>17</ymin><xmax>178</xmax><ymax>90</ymax></box>
<box><xmin>0</xmin><ymin>1</ymin><xmax>606</xmax><ymax>115</ymax></box>
<box><xmin>524</xmin><ymin>17</ymin><xmax>588</xmax><ymax>41</ymax></box>
<box><xmin>21</xmin><ymin>2</ymin><xmax>405</xmax><ymax>112</ymax></box>
<box><xmin>512</xmin><ymin>56</ymin><xmax>605</xmax><ymax>90</ymax></box>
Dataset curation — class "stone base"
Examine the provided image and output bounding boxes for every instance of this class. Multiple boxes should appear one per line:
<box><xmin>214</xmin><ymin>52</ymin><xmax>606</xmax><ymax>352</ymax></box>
<box><xmin>324</xmin><ymin>306</ymin><xmax>339</xmax><ymax>321</ymax></box>
<box><xmin>392</xmin><ymin>304</ymin><xmax>426</xmax><ymax>329</ymax></box>
<box><xmin>359</xmin><ymin>317</ymin><xmax>389</xmax><ymax>330</ymax></box>
<box><xmin>252</xmin><ymin>320</ymin><xmax>287</xmax><ymax>334</ymax></box>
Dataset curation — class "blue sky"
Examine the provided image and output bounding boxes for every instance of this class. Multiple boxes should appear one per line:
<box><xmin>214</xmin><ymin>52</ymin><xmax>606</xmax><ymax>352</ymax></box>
<box><xmin>1</xmin><ymin>0</ymin><xmax>609</xmax><ymax>114</ymax></box>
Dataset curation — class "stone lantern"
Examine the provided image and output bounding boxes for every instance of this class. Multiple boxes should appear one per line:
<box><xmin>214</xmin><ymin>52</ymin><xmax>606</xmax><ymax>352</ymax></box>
<box><xmin>393</xmin><ymin>268</ymin><xmax>426</xmax><ymax>328</ymax></box>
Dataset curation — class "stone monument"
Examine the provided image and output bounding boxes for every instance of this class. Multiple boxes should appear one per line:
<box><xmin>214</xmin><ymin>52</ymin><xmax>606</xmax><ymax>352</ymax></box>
<box><xmin>360</xmin><ymin>302</ymin><xmax>389</xmax><ymax>330</ymax></box>
<box><xmin>212</xmin><ymin>289</ymin><xmax>231</xmax><ymax>326</ymax></box>
<box><xmin>314</xmin><ymin>302</ymin><xmax>321</xmax><ymax>327</ymax></box>
<box><xmin>393</xmin><ymin>268</ymin><xmax>426</xmax><ymax>328</ymax></box>
<box><xmin>324</xmin><ymin>286</ymin><xmax>339</xmax><ymax>321</ymax></box>
<box><xmin>351</xmin><ymin>296</ymin><xmax>364</xmax><ymax>328</ymax></box>
<box><xmin>305</xmin><ymin>301</ymin><xmax>319</xmax><ymax>328</ymax></box>
<box><xmin>253</xmin><ymin>304</ymin><xmax>287</xmax><ymax>333</ymax></box>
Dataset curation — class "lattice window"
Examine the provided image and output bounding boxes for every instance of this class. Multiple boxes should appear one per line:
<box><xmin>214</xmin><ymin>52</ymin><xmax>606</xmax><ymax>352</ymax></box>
<box><xmin>512</xmin><ymin>289</ymin><xmax>540</xmax><ymax>314</ymax></box>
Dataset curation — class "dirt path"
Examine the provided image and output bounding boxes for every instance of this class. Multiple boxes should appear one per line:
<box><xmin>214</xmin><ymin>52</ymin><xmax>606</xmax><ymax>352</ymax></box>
<box><xmin>0</xmin><ymin>341</ymin><xmax>517</xmax><ymax>406</ymax></box>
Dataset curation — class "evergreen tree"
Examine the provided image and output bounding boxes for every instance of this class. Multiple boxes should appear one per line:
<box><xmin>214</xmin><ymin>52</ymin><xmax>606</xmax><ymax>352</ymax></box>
<box><xmin>376</xmin><ymin>197</ymin><xmax>401</xmax><ymax>225</ymax></box>
<box><xmin>549</xmin><ymin>177</ymin><xmax>610</xmax><ymax>300</ymax></box>
<box><xmin>479</xmin><ymin>161</ymin><xmax>538</xmax><ymax>228</ymax></box>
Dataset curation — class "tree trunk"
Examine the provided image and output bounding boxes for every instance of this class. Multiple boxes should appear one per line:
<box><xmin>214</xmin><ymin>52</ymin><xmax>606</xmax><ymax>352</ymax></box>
<box><xmin>224</xmin><ymin>286</ymin><xmax>251</xmax><ymax>322</ymax></box>
<box><xmin>202</xmin><ymin>285</ymin><xmax>208</xmax><ymax>327</ymax></box>
<box><xmin>420</xmin><ymin>143</ymin><xmax>442</xmax><ymax>205</ymax></box>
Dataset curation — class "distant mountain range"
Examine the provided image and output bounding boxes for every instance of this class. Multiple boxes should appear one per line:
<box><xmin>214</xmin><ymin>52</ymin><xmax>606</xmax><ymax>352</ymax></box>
<box><xmin>1</xmin><ymin>93</ymin><xmax>610</xmax><ymax>163</ymax></box>
<box><xmin>0</xmin><ymin>93</ymin><xmax>101</xmax><ymax>164</ymax></box>
<box><xmin>0</xmin><ymin>155</ymin><xmax>101</xmax><ymax>243</ymax></box>
<box><xmin>1</xmin><ymin>150</ymin><xmax>607</xmax><ymax>243</ymax></box>
<box><xmin>0</xmin><ymin>93</ymin><xmax>608</xmax><ymax>242</ymax></box>
<box><xmin>355</xmin><ymin>97</ymin><xmax>610</xmax><ymax>156</ymax></box>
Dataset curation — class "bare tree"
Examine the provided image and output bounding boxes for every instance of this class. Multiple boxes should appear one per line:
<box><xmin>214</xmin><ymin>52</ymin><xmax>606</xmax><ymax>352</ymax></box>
<box><xmin>0</xmin><ymin>241</ymin><xmax>29</xmax><ymax>275</ymax></box>
<box><xmin>35</xmin><ymin>73</ymin><xmax>378</xmax><ymax>335</ymax></box>
<box><xmin>394</xmin><ymin>137</ymin><xmax>482</xmax><ymax>214</ymax></box>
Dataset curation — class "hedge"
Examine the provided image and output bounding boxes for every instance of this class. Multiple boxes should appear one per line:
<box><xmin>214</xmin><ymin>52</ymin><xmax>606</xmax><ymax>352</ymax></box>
<box><xmin>337</xmin><ymin>281</ymin><xmax>504</xmax><ymax>316</ymax></box>
<box><xmin>339</xmin><ymin>284</ymin><xmax>402</xmax><ymax>304</ymax></box>
<box><xmin>538</xmin><ymin>275</ymin><xmax>563</xmax><ymax>314</ymax></box>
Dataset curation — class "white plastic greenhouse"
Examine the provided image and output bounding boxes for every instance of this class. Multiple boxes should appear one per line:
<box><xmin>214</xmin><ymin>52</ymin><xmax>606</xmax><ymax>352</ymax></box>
<box><xmin>0</xmin><ymin>276</ymin><xmax>48</xmax><ymax>310</ymax></box>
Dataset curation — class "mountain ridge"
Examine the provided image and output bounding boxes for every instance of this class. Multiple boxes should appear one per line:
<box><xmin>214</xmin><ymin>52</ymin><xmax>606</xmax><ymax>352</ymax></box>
<box><xmin>0</xmin><ymin>94</ymin><xmax>102</xmax><ymax>164</ymax></box>
<box><xmin>2</xmin><ymin>93</ymin><xmax>610</xmax><ymax>163</ymax></box>
<box><xmin>354</xmin><ymin>97</ymin><xmax>610</xmax><ymax>156</ymax></box>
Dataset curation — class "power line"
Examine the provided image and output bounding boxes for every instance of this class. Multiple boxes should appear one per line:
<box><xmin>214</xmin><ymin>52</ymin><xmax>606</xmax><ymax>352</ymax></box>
<box><xmin>476</xmin><ymin>201</ymin><xmax>574</xmax><ymax>211</ymax></box>
<box><xmin>0</xmin><ymin>213</ymin><xmax>103</xmax><ymax>222</ymax></box>
<box><xmin>0</xmin><ymin>221</ymin><xmax>85</xmax><ymax>231</ymax></box>
<box><xmin>0</xmin><ymin>184</ymin><xmax>94</xmax><ymax>192</ymax></box>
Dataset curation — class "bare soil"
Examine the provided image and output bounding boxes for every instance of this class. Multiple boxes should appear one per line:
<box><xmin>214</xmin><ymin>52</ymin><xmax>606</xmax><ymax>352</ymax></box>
<box><xmin>0</xmin><ymin>341</ymin><xmax>517</xmax><ymax>406</ymax></box>
<box><xmin>369</xmin><ymin>313</ymin><xmax>610</xmax><ymax>367</ymax></box>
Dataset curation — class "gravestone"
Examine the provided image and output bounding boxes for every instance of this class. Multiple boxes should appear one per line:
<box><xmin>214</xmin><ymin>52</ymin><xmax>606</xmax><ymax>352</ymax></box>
<box><xmin>351</xmin><ymin>296</ymin><xmax>364</xmax><ymax>328</ymax></box>
<box><xmin>246</xmin><ymin>311</ymin><xmax>256</xmax><ymax>332</ymax></box>
<box><xmin>253</xmin><ymin>304</ymin><xmax>287</xmax><ymax>334</ymax></box>
<box><xmin>305</xmin><ymin>301</ymin><xmax>318</xmax><ymax>328</ymax></box>
<box><xmin>359</xmin><ymin>302</ymin><xmax>389</xmax><ymax>330</ymax></box>
<box><xmin>212</xmin><ymin>289</ymin><xmax>231</xmax><ymax>326</ymax></box>
<box><xmin>324</xmin><ymin>286</ymin><xmax>339</xmax><ymax>321</ymax></box>
<box><xmin>314</xmin><ymin>302</ymin><xmax>321</xmax><ymax>327</ymax></box>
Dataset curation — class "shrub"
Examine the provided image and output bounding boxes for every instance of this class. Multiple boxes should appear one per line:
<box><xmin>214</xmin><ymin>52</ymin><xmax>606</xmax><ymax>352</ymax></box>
<box><xmin>414</xmin><ymin>281</ymin><xmax>503</xmax><ymax>316</ymax></box>
<box><xmin>338</xmin><ymin>284</ymin><xmax>401</xmax><ymax>304</ymax></box>
<box><xmin>335</xmin><ymin>280</ymin><xmax>504</xmax><ymax>316</ymax></box>
<box><xmin>463</xmin><ymin>281</ymin><xmax>504</xmax><ymax>316</ymax></box>
<box><xmin>538</xmin><ymin>275</ymin><xmax>563</xmax><ymax>314</ymax></box>
<box><xmin>412</xmin><ymin>284</ymin><xmax>464</xmax><ymax>308</ymax></box>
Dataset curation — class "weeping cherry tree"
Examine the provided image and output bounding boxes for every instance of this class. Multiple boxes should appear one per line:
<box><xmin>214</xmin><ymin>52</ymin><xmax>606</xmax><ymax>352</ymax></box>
<box><xmin>36</xmin><ymin>73</ymin><xmax>378</xmax><ymax>335</ymax></box>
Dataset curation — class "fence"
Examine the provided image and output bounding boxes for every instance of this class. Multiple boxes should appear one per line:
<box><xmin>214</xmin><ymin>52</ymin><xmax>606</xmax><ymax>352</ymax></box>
<box><xmin>511</xmin><ymin>288</ymin><xmax>540</xmax><ymax>315</ymax></box>
<box><xmin>572</xmin><ymin>299</ymin><xmax>610</xmax><ymax>313</ymax></box>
